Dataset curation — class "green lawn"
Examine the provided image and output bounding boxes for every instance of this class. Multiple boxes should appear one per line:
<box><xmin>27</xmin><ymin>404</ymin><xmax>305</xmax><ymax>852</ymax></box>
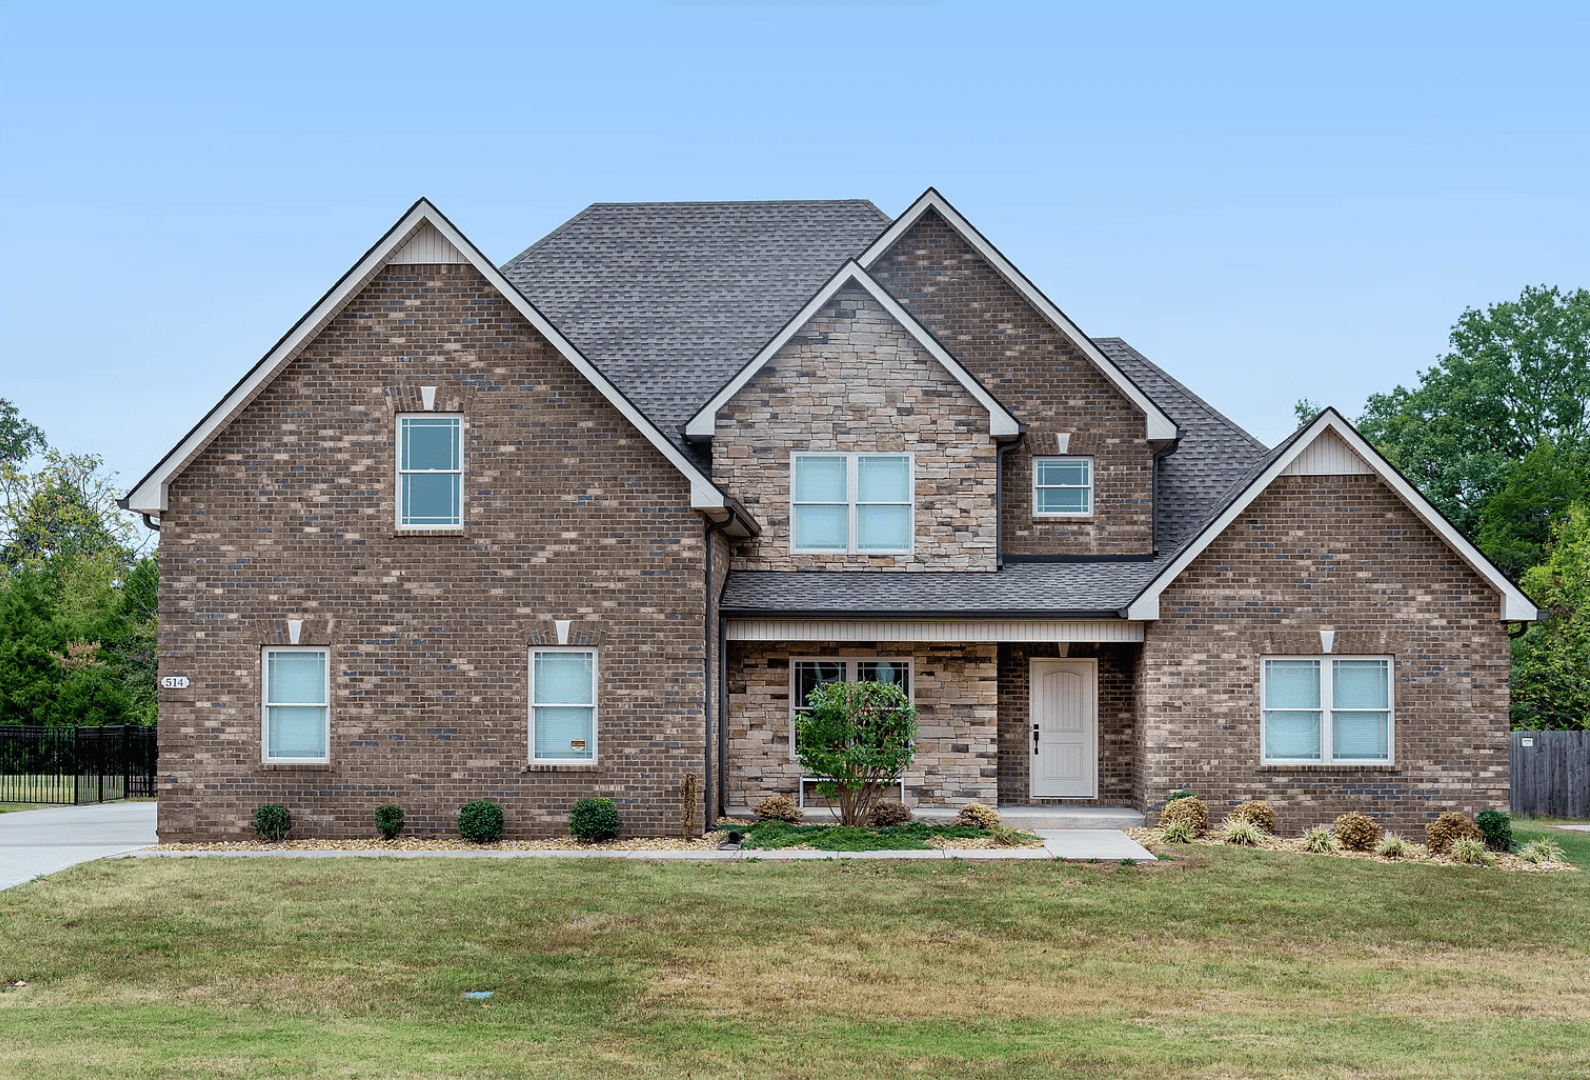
<box><xmin>1</xmin><ymin>838</ymin><xmax>1587</xmax><ymax>1078</ymax></box>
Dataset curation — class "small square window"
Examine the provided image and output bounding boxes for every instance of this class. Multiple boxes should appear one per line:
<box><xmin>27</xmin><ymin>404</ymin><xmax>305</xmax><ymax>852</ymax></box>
<box><xmin>398</xmin><ymin>415</ymin><xmax>463</xmax><ymax>528</ymax></box>
<box><xmin>1034</xmin><ymin>457</ymin><xmax>1092</xmax><ymax>516</ymax></box>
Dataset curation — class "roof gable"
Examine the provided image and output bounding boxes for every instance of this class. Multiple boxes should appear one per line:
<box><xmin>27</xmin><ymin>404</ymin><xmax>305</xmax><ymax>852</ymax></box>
<box><xmin>685</xmin><ymin>261</ymin><xmax>1021</xmax><ymax>440</ymax></box>
<box><xmin>1125</xmin><ymin>409</ymin><xmax>1540</xmax><ymax>622</ymax></box>
<box><xmin>860</xmin><ymin>189</ymin><xmax>1178</xmax><ymax>443</ymax></box>
<box><xmin>121</xmin><ymin>199</ymin><xmax>753</xmax><ymax>531</ymax></box>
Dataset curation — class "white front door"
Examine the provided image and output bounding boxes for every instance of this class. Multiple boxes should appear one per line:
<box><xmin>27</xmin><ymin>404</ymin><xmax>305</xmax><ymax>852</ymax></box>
<box><xmin>1029</xmin><ymin>659</ymin><xmax>1098</xmax><ymax>798</ymax></box>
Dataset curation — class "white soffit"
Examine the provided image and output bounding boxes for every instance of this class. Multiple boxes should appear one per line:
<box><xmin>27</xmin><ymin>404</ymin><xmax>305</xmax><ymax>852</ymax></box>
<box><xmin>726</xmin><ymin>618</ymin><xmax>1145</xmax><ymax>643</ymax></box>
<box><xmin>123</xmin><ymin>199</ymin><xmax>737</xmax><ymax>518</ymax></box>
<box><xmin>1124</xmin><ymin>410</ymin><xmax>1540</xmax><ymax>622</ymax></box>
<box><xmin>685</xmin><ymin>260</ymin><xmax>1021</xmax><ymax>440</ymax></box>
<box><xmin>859</xmin><ymin>188</ymin><xmax>1178</xmax><ymax>443</ymax></box>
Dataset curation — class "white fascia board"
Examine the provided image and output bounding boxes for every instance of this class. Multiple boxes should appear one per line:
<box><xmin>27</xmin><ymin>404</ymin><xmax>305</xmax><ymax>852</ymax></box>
<box><xmin>684</xmin><ymin>260</ymin><xmax>1020</xmax><ymax>440</ymax></box>
<box><xmin>859</xmin><ymin>189</ymin><xmax>1178</xmax><ymax>443</ymax></box>
<box><xmin>123</xmin><ymin>199</ymin><xmax>734</xmax><ymax>517</ymax></box>
<box><xmin>1124</xmin><ymin>410</ymin><xmax>1542</xmax><ymax>623</ymax></box>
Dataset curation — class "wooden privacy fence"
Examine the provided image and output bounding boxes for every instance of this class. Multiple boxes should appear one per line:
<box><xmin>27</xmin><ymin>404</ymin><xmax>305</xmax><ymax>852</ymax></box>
<box><xmin>1510</xmin><ymin>730</ymin><xmax>1590</xmax><ymax>819</ymax></box>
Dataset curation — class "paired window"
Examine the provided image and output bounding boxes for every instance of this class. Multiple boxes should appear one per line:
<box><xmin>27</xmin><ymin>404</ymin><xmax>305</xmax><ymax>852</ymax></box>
<box><xmin>530</xmin><ymin>648</ymin><xmax>598</xmax><ymax>762</ymax></box>
<box><xmin>1262</xmin><ymin>657</ymin><xmax>1393</xmax><ymax>764</ymax></box>
<box><xmin>398</xmin><ymin>414</ymin><xmax>463</xmax><ymax>528</ymax></box>
<box><xmin>789</xmin><ymin>656</ymin><xmax>911</xmax><ymax>760</ymax></box>
<box><xmin>262</xmin><ymin>647</ymin><xmax>329</xmax><ymax>762</ymax></box>
<box><xmin>791</xmin><ymin>453</ymin><xmax>913</xmax><ymax>553</ymax></box>
<box><xmin>1033</xmin><ymin>456</ymin><xmax>1092</xmax><ymax>516</ymax></box>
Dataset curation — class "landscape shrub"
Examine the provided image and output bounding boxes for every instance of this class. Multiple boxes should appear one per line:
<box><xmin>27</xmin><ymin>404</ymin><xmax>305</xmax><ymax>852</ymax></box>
<box><xmin>1518</xmin><ymin>838</ymin><xmax>1566</xmax><ymax>864</ymax></box>
<box><xmin>954</xmin><ymin>803</ymin><xmax>1002</xmax><ymax>830</ymax></box>
<box><xmin>1425</xmin><ymin>812</ymin><xmax>1482</xmax><ymax>855</ymax></box>
<box><xmin>374</xmin><ymin>805</ymin><xmax>405</xmax><ymax>841</ymax></box>
<box><xmin>1475</xmin><ymin>809</ymin><xmax>1514</xmax><ymax>852</ymax></box>
<box><xmin>1220</xmin><ymin>817</ymin><xmax>1263</xmax><ymax>846</ymax></box>
<box><xmin>457</xmin><ymin>800</ymin><xmax>505</xmax><ymax>843</ymax></box>
<box><xmin>869</xmin><ymin>800</ymin><xmax>912</xmax><ymax>827</ymax></box>
<box><xmin>569</xmin><ymin>797</ymin><xmax>621</xmax><ymax>842</ymax></box>
<box><xmin>253</xmin><ymin>803</ymin><xmax>291</xmax><ymax>842</ymax></box>
<box><xmin>795</xmin><ymin>679</ymin><xmax>918</xmax><ymax>826</ymax></box>
<box><xmin>1162</xmin><ymin>821</ymin><xmax>1196</xmax><ymax>843</ymax></box>
<box><xmin>755</xmin><ymin>794</ymin><xmax>803</xmax><ymax>824</ymax></box>
<box><xmin>1165</xmin><ymin>790</ymin><xmax>1195</xmax><ymax>802</ymax></box>
<box><xmin>1302</xmin><ymin>826</ymin><xmax>1336</xmax><ymax>853</ymax></box>
<box><xmin>1376</xmin><ymin>832</ymin><xmax>1408</xmax><ymax>858</ymax></box>
<box><xmin>1159</xmin><ymin>796</ymin><xmax>1208</xmax><ymax>836</ymax></box>
<box><xmin>1230</xmin><ymin>800</ymin><xmax>1276</xmax><ymax>834</ymax></box>
<box><xmin>1334</xmin><ymin>812</ymin><xmax>1383</xmax><ymax>852</ymax></box>
<box><xmin>1449</xmin><ymin>836</ymin><xmax>1495</xmax><ymax>866</ymax></box>
<box><xmin>989</xmin><ymin>823</ymin><xmax>1023</xmax><ymax>847</ymax></box>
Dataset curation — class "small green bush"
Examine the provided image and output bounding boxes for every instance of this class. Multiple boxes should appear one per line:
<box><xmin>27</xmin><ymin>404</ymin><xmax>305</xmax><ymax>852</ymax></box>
<box><xmin>1376</xmin><ymin>832</ymin><xmax>1408</xmax><ymax>858</ymax></box>
<box><xmin>1475</xmin><ymin>809</ymin><xmax>1514</xmax><ymax>852</ymax></box>
<box><xmin>1518</xmin><ymin>838</ymin><xmax>1566</xmax><ymax>865</ymax></box>
<box><xmin>1165</xmin><ymin>790</ymin><xmax>1195</xmax><ymax>802</ymax></box>
<box><xmin>1334</xmin><ymin>812</ymin><xmax>1383</xmax><ymax>852</ymax></box>
<box><xmin>1302</xmin><ymin>826</ymin><xmax>1336</xmax><ymax>853</ymax></box>
<box><xmin>1162</xmin><ymin>820</ymin><xmax>1197</xmax><ymax>843</ymax></box>
<box><xmin>1230</xmin><ymin>800</ymin><xmax>1277</xmax><ymax>834</ymax></box>
<box><xmin>1221</xmin><ymin>817</ymin><xmax>1263</xmax><ymax>846</ymax></box>
<box><xmin>374</xmin><ymin>805</ymin><xmax>404</xmax><ymax>841</ymax></box>
<box><xmin>1425</xmin><ymin>811</ymin><xmax>1481</xmax><ymax>855</ymax></box>
<box><xmin>1449</xmin><ymin>836</ymin><xmax>1495</xmax><ymax>866</ymax></box>
<box><xmin>754</xmin><ymin>794</ymin><xmax>803</xmax><ymax>824</ymax></box>
<box><xmin>457</xmin><ymin>800</ymin><xmax>504</xmax><ymax>843</ymax></box>
<box><xmin>869</xmin><ymin>800</ymin><xmax>913</xmax><ymax>827</ymax></box>
<box><xmin>1159</xmin><ymin>796</ymin><xmax>1208</xmax><ymax>836</ymax></box>
<box><xmin>569</xmin><ymin>797</ymin><xmax>621</xmax><ymax>842</ymax></box>
<box><xmin>253</xmin><ymin>803</ymin><xmax>291</xmax><ymax>842</ymax></box>
<box><xmin>955</xmin><ymin>803</ymin><xmax>1003</xmax><ymax>830</ymax></box>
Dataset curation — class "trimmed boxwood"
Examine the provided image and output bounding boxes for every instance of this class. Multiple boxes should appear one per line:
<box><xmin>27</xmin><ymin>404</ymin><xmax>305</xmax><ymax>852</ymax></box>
<box><xmin>570</xmin><ymin>797</ymin><xmax>622</xmax><ymax>842</ymax></box>
<box><xmin>375</xmin><ymin>804</ymin><xmax>405</xmax><ymax>841</ymax></box>
<box><xmin>457</xmin><ymin>800</ymin><xmax>504</xmax><ymax>843</ymax></box>
<box><xmin>254</xmin><ymin>803</ymin><xmax>291</xmax><ymax>842</ymax></box>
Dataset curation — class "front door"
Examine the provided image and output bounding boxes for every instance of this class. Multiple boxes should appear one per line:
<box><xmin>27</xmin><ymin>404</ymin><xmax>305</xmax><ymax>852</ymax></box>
<box><xmin>1029</xmin><ymin>659</ymin><xmax>1098</xmax><ymax>798</ymax></box>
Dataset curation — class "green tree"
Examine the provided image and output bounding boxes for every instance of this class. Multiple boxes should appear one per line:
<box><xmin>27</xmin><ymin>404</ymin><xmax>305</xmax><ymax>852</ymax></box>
<box><xmin>794</xmin><ymin>680</ymin><xmax>918</xmax><ymax>826</ymax></box>
<box><xmin>1510</xmin><ymin>504</ymin><xmax>1590</xmax><ymax>730</ymax></box>
<box><xmin>0</xmin><ymin>398</ymin><xmax>45</xmax><ymax>467</ymax></box>
<box><xmin>1294</xmin><ymin>398</ymin><xmax>1322</xmax><ymax>429</ymax></box>
<box><xmin>1358</xmin><ymin>285</ymin><xmax>1590</xmax><ymax>538</ymax></box>
<box><xmin>1476</xmin><ymin>440</ymin><xmax>1588</xmax><ymax>582</ymax></box>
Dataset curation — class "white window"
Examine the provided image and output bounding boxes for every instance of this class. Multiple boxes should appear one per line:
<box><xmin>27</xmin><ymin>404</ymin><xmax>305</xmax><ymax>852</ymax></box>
<box><xmin>1034</xmin><ymin>457</ymin><xmax>1092</xmax><ymax>516</ymax></box>
<box><xmin>398</xmin><ymin>414</ymin><xmax>463</xmax><ymax>528</ymax></box>
<box><xmin>789</xmin><ymin>656</ymin><xmax>911</xmax><ymax>761</ymax></box>
<box><xmin>791</xmin><ymin>453</ymin><xmax>913</xmax><ymax>553</ymax></box>
<box><xmin>1262</xmin><ymin>657</ymin><xmax>1393</xmax><ymax>764</ymax></box>
<box><xmin>262</xmin><ymin>647</ymin><xmax>329</xmax><ymax>763</ymax></box>
<box><xmin>530</xmin><ymin>648</ymin><xmax>597</xmax><ymax>762</ymax></box>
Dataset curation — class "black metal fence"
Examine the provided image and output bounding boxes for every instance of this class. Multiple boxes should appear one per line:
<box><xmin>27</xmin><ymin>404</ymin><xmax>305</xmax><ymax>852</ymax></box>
<box><xmin>1510</xmin><ymin>730</ymin><xmax>1590</xmax><ymax>819</ymax></box>
<box><xmin>0</xmin><ymin>725</ymin><xmax>158</xmax><ymax>805</ymax></box>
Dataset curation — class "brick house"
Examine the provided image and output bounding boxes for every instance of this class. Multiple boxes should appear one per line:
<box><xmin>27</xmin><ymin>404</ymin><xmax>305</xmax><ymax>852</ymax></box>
<box><xmin>121</xmin><ymin>189</ymin><xmax>1538</xmax><ymax>840</ymax></box>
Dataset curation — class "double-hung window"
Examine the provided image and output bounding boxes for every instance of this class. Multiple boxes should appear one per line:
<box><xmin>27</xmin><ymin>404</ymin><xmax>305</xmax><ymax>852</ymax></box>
<box><xmin>398</xmin><ymin>415</ymin><xmax>463</xmax><ymax>528</ymax></box>
<box><xmin>789</xmin><ymin>657</ymin><xmax>911</xmax><ymax>760</ymax></box>
<box><xmin>530</xmin><ymin>648</ymin><xmax>597</xmax><ymax>762</ymax></box>
<box><xmin>791</xmin><ymin>453</ymin><xmax>913</xmax><ymax>553</ymax></box>
<box><xmin>1033</xmin><ymin>456</ymin><xmax>1092</xmax><ymax>516</ymax></box>
<box><xmin>262</xmin><ymin>647</ymin><xmax>329</xmax><ymax>762</ymax></box>
<box><xmin>1262</xmin><ymin>657</ymin><xmax>1393</xmax><ymax>764</ymax></box>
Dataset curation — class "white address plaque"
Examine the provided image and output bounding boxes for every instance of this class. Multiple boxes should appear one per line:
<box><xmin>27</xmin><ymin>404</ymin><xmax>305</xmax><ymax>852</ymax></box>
<box><xmin>161</xmin><ymin>676</ymin><xmax>192</xmax><ymax>689</ymax></box>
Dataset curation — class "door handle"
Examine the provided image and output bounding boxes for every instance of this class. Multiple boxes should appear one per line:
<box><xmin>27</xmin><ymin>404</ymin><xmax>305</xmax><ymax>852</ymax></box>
<box><xmin>1032</xmin><ymin>724</ymin><xmax>1040</xmax><ymax>754</ymax></box>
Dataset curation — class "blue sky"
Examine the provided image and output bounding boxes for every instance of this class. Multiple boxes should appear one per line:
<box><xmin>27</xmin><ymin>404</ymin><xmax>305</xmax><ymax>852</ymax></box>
<box><xmin>1</xmin><ymin>1</ymin><xmax>1585</xmax><ymax>492</ymax></box>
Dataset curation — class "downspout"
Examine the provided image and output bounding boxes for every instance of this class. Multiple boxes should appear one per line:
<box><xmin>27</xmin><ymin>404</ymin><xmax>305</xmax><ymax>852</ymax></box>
<box><xmin>996</xmin><ymin>438</ymin><xmax>1022</xmax><ymax>569</ymax></box>
<box><xmin>141</xmin><ymin>514</ymin><xmax>161</xmax><ymax>532</ymax></box>
<box><xmin>719</xmin><ymin>610</ymin><xmax>729</xmax><ymax>818</ymax></box>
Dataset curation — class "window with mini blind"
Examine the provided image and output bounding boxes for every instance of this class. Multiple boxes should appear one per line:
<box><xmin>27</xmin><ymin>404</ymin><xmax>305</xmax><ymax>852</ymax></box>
<box><xmin>530</xmin><ymin>648</ymin><xmax>597</xmax><ymax>762</ymax></box>
<box><xmin>790</xmin><ymin>453</ymin><xmax>913</xmax><ymax>554</ymax></box>
<box><xmin>1261</xmin><ymin>657</ymin><xmax>1394</xmax><ymax>764</ymax></box>
<box><xmin>789</xmin><ymin>657</ymin><xmax>911</xmax><ymax>760</ymax></box>
<box><xmin>397</xmin><ymin>414</ymin><xmax>463</xmax><ymax>528</ymax></box>
<box><xmin>262</xmin><ymin>647</ymin><xmax>329</xmax><ymax>763</ymax></box>
<box><xmin>1033</xmin><ymin>456</ymin><xmax>1092</xmax><ymax>516</ymax></box>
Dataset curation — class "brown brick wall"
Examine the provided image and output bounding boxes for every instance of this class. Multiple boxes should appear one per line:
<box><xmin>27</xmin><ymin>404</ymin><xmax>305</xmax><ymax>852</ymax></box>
<box><xmin>713</xmin><ymin>285</ymin><xmax>999</xmax><ymax>572</ymax></box>
<box><xmin>1138</xmin><ymin>474</ymin><xmax>1511</xmax><ymax>835</ymax></box>
<box><xmin>867</xmin><ymin>210</ymin><xmax>1154</xmax><ymax>556</ymax></box>
<box><xmin>996</xmin><ymin>643</ymin><xmax>1138</xmax><ymax>805</ymax></box>
<box><xmin>156</xmin><ymin>263</ymin><xmax>711</xmax><ymax>841</ymax></box>
<box><xmin>725</xmin><ymin>640</ymin><xmax>998</xmax><ymax>809</ymax></box>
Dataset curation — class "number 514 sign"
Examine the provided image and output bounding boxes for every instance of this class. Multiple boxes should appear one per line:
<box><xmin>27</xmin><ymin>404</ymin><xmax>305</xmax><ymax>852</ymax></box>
<box><xmin>160</xmin><ymin>676</ymin><xmax>191</xmax><ymax>690</ymax></box>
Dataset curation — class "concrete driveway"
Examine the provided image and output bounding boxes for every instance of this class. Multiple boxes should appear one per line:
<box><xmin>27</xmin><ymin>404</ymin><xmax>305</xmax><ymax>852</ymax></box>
<box><xmin>0</xmin><ymin>801</ymin><xmax>157</xmax><ymax>891</ymax></box>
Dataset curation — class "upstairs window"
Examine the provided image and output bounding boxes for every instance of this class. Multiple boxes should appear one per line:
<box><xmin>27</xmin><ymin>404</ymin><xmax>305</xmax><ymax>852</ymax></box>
<box><xmin>262</xmin><ymin>647</ymin><xmax>329</xmax><ymax>762</ymax></box>
<box><xmin>791</xmin><ymin>453</ymin><xmax>913</xmax><ymax>553</ymax></box>
<box><xmin>398</xmin><ymin>415</ymin><xmax>463</xmax><ymax>528</ymax></box>
<box><xmin>1262</xmin><ymin>657</ymin><xmax>1393</xmax><ymax>764</ymax></box>
<box><xmin>1034</xmin><ymin>457</ymin><xmax>1092</xmax><ymax>516</ymax></box>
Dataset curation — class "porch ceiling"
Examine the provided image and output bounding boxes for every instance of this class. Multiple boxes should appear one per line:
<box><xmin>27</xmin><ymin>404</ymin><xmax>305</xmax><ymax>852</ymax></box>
<box><xmin>724</xmin><ymin>618</ymin><xmax>1144</xmax><ymax>643</ymax></box>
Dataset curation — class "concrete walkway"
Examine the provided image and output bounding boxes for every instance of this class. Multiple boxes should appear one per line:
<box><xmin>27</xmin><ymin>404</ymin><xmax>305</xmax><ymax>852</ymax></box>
<box><xmin>0</xmin><ymin>801</ymin><xmax>159</xmax><ymax>891</ymax></box>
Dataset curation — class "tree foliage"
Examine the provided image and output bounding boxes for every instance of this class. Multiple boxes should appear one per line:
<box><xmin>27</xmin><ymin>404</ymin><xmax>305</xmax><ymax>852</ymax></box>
<box><xmin>1510</xmin><ymin>504</ymin><xmax>1590</xmax><ymax>731</ymax></box>
<box><xmin>0</xmin><ymin>398</ymin><xmax>46</xmax><ymax>467</ymax></box>
<box><xmin>794</xmin><ymin>680</ymin><xmax>918</xmax><ymax>827</ymax></box>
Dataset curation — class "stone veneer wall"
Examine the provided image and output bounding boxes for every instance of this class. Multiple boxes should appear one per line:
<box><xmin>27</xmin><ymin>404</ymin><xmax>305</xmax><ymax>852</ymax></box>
<box><xmin>867</xmin><ymin>209</ymin><xmax>1154</xmax><ymax>557</ymax></box>
<box><xmin>996</xmin><ymin>643</ymin><xmax>1138</xmax><ymax>806</ymax></box>
<box><xmin>1138</xmin><ymin>474</ymin><xmax>1511</xmax><ymax>835</ymax></box>
<box><xmin>713</xmin><ymin>285</ymin><xmax>999</xmax><ymax>572</ymax></box>
<box><xmin>156</xmin><ymin>262</ymin><xmax>711</xmax><ymax>841</ymax></box>
<box><xmin>726</xmin><ymin>641</ymin><xmax>998</xmax><ymax>809</ymax></box>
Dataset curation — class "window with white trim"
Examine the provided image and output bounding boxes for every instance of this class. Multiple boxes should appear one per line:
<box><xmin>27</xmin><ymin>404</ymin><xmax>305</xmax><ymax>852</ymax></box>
<box><xmin>1262</xmin><ymin>657</ymin><xmax>1393</xmax><ymax>764</ymax></box>
<box><xmin>1033</xmin><ymin>456</ymin><xmax>1092</xmax><ymax>516</ymax></box>
<box><xmin>791</xmin><ymin>453</ymin><xmax>913</xmax><ymax>553</ymax></box>
<box><xmin>398</xmin><ymin>414</ymin><xmax>463</xmax><ymax>528</ymax></box>
<box><xmin>789</xmin><ymin>656</ymin><xmax>911</xmax><ymax>760</ymax></box>
<box><xmin>262</xmin><ymin>647</ymin><xmax>329</xmax><ymax>762</ymax></box>
<box><xmin>530</xmin><ymin>648</ymin><xmax>597</xmax><ymax>762</ymax></box>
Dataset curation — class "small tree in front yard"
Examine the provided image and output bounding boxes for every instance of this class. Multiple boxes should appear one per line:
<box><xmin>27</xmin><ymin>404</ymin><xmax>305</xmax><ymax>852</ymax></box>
<box><xmin>795</xmin><ymin>679</ymin><xmax>918</xmax><ymax>826</ymax></box>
